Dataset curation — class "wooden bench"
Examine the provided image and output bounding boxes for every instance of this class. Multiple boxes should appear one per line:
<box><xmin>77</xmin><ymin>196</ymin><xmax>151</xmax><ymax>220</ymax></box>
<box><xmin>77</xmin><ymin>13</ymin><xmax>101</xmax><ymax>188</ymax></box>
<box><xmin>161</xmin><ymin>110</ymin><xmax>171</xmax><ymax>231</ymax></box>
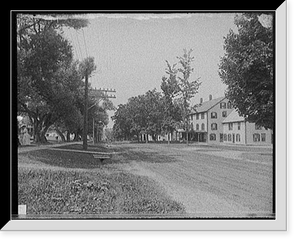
<box><xmin>93</xmin><ymin>153</ymin><xmax>113</xmax><ymax>162</ymax></box>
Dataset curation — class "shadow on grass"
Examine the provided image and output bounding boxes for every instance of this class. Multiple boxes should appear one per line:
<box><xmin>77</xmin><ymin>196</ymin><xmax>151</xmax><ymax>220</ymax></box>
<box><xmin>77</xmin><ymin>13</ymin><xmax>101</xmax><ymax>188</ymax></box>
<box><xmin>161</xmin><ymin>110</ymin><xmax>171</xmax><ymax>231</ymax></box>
<box><xmin>22</xmin><ymin>143</ymin><xmax>178</xmax><ymax>170</ymax></box>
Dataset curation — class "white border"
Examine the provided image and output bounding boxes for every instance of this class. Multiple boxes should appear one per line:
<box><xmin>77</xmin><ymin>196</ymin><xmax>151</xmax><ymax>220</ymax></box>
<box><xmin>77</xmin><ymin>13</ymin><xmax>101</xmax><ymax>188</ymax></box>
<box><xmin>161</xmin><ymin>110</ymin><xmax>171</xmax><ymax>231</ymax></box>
<box><xmin>4</xmin><ymin>3</ymin><xmax>287</xmax><ymax>230</ymax></box>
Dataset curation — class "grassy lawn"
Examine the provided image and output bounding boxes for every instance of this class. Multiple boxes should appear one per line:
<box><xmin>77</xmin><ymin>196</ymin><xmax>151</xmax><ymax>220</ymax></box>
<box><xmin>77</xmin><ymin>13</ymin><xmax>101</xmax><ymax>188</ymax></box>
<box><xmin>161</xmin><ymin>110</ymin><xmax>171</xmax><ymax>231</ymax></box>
<box><xmin>18</xmin><ymin>148</ymin><xmax>185</xmax><ymax>217</ymax></box>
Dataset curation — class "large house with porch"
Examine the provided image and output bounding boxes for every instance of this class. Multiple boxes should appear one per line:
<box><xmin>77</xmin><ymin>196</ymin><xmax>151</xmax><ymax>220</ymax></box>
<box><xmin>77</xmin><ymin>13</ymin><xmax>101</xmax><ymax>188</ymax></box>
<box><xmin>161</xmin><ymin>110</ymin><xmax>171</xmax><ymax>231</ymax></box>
<box><xmin>189</xmin><ymin>95</ymin><xmax>273</xmax><ymax>145</ymax></box>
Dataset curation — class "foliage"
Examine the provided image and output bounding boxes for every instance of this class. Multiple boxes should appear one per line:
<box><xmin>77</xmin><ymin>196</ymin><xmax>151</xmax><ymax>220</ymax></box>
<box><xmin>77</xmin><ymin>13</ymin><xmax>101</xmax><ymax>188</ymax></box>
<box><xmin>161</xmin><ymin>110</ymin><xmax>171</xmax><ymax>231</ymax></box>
<box><xmin>17</xmin><ymin>26</ymin><xmax>76</xmax><ymax>142</ymax></box>
<box><xmin>112</xmin><ymin>89</ymin><xmax>163</xmax><ymax>141</ymax></box>
<box><xmin>160</xmin><ymin>62</ymin><xmax>182</xmax><ymax>142</ymax></box>
<box><xmin>164</xmin><ymin>49</ymin><xmax>201</xmax><ymax>144</ymax></box>
<box><xmin>219</xmin><ymin>13</ymin><xmax>274</xmax><ymax>130</ymax></box>
<box><xmin>79</xmin><ymin>56</ymin><xmax>97</xmax><ymax>77</ymax></box>
<box><xmin>17</xmin><ymin>14</ymin><xmax>109</xmax><ymax>143</ymax></box>
<box><xmin>113</xmin><ymin>49</ymin><xmax>200</xmax><ymax>142</ymax></box>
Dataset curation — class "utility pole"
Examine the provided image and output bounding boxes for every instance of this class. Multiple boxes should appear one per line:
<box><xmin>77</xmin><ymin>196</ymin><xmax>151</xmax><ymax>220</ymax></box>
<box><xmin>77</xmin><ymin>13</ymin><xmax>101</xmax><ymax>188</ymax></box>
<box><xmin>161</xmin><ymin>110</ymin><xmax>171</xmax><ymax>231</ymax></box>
<box><xmin>82</xmin><ymin>85</ymin><xmax>116</xmax><ymax>150</ymax></box>
<box><xmin>91</xmin><ymin>88</ymin><xmax>116</xmax><ymax>145</ymax></box>
<box><xmin>83</xmin><ymin>71</ymin><xmax>89</xmax><ymax>150</ymax></box>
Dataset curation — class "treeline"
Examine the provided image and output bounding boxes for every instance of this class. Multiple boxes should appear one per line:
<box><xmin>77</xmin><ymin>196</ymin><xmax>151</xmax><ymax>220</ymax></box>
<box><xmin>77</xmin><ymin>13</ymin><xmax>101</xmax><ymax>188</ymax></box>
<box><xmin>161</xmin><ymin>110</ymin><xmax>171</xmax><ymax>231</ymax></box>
<box><xmin>112</xmin><ymin>49</ymin><xmax>201</xmax><ymax>143</ymax></box>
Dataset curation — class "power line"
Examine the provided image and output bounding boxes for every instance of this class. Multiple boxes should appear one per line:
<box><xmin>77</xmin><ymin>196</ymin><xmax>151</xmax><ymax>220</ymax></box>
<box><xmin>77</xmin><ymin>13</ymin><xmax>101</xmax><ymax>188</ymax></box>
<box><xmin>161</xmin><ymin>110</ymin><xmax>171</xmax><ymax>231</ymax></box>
<box><xmin>82</xmin><ymin>28</ymin><xmax>89</xmax><ymax>58</ymax></box>
<box><xmin>75</xmin><ymin>30</ymin><xmax>83</xmax><ymax>60</ymax></box>
<box><xmin>69</xmin><ymin>30</ymin><xmax>79</xmax><ymax>59</ymax></box>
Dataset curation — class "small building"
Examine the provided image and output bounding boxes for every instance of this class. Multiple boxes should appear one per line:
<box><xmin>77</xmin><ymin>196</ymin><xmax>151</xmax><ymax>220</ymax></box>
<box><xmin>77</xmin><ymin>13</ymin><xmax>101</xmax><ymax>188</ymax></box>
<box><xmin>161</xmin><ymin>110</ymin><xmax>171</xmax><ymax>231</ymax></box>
<box><xmin>222</xmin><ymin>109</ymin><xmax>273</xmax><ymax>145</ymax></box>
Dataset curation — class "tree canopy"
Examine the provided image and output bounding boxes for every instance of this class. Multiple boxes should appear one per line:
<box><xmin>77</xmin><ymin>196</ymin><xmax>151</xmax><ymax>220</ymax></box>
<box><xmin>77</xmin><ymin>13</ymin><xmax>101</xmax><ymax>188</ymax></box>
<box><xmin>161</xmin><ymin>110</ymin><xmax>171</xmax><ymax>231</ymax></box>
<box><xmin>17</xmin><ymin>14</ymin><xmax>110</xmax><ymax>143</ymax></box>
<box><xmin>112</xmin><ymin>49</ymin><xmax>200</xmax><ymax>143</ymax></box>
<box><xmin>219</xmin><ymin>13</ymin><xmax>274</xmax><ymax>130</ymax></box>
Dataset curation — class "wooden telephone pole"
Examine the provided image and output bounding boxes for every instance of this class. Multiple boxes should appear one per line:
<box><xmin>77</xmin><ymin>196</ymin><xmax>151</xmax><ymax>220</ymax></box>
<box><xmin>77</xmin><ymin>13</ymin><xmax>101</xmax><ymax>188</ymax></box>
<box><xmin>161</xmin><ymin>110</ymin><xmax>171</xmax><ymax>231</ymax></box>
<box><xmin>83</xmin><ymin>72</ymin><xmax>89</xmax><ymax>150</ymax></box>
<box><xmin>82</xmin><ymin>79</ymin><xmax>116</xmax><ymax>150</ymax></box>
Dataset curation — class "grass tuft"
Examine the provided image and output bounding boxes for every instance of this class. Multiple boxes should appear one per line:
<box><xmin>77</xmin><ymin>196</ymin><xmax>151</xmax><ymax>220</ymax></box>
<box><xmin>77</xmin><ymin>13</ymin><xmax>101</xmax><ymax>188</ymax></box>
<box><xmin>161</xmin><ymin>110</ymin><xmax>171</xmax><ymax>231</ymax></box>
<box><xmin>18</xmin><ymin>154</ymin><xmax>185</xmax><ymax>217</ymax></box>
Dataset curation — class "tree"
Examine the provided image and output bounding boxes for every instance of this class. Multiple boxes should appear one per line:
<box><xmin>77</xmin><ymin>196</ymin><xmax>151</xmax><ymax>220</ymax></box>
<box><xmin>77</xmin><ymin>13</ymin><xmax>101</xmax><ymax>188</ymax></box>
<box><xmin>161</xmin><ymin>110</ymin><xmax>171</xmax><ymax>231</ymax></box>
<box><xmin>219</xmin><ymin>13</ymin><xmax>274</xmax><ymax>130</ymax></box>
<box><xmin>112</xmin><ymin>50</ymin><xmax>200</xmax><ymax>144</ymax></box>
<box><xmin>112</xmin><ymin>89</ymin><xmax>164</xmax><ymax>142</ymax></box>
<box><xmin>172</xmin><ymin>49</ymin><xmax>201</xmax><ymax>145</ymax></box>
<box><xmin>17</xmin><ymin>14</ymin><xmax>88</xmax><ymax>143</ymax></box>
<box><xmin>112</xmin><ymin>104</ymin><xmax>133</xmax><ymax>141</ymax></box>
<box><xmin>160</xmin><ymin>62</ymin><xmax>182</xmax><ymax>144</ymax></box>
<box><xmin>141</xmin><ymin>89</ymin><xmax>164</xmax><ymax>142</ymax></box>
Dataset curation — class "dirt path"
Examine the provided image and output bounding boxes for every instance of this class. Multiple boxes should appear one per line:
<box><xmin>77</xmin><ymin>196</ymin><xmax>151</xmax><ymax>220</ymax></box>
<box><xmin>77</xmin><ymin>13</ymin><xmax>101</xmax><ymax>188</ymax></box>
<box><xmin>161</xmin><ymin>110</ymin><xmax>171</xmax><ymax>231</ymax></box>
<box><xmin>112</xmin><ymin>143</ymin><xmax>274</xmax><ymax>218</ymax></box>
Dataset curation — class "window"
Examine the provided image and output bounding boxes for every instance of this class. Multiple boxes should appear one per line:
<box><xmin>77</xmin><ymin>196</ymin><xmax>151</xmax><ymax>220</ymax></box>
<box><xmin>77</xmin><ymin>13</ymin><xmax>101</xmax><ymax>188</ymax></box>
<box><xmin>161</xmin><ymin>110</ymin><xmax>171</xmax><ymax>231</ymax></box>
<box><xmin>229</xmin><ymin>123</ymin><xmax>233</xmax><ymax>130</ymax></box>
<box><xmin>190</xmin><ymin>123</ymin><xmax>194</xmax><ymax>130</ymax></box>
<box><xmin>227</xmin><ymin>101</ymin><xmax>232</xmax><ymax>109</ymax></box>
<box><xmin>196</xmin><ymin>123</ymin><xmax>199</xmax><ymax>131</ymax></box>
<box><xmin>236</xmin><ymin>134</ymin><xmax>240</xmax><ymax>142</ymax></box>
<box><xmin>220</xmin><ymin>102</ymin><xmax>226</xmax><ymax>109</ymax></box>
<box><xmin>210</xmin><ymin>133</ymin><xmax>216</xmax><ymax>141</ymax></box>
<box><xmin>222</xmin><ymin>111</ymin><xmax>227</xmax><ymax>117</ymax></box>
<box><xmin>220</xmin><ymin>133</ymin><xmax>223</xmax><ymax>142</ymax></box>
<box><xmin>201</xmin><ymin>123</ymin><xmax>205</xmax><ymax>131</ymax></box>
<box><xmin>196</xmin><ymin>113</ymin><xmax>199</xmax><ymax>120</ymax></box>
<box><xmin>211</xmin><ymin>123</ymin><xmax>217</xmax><ymax>130</ymax></box>
<box><xmin>211</xmin><ymin>112</ymin><xmax>217</xmax><ymax>119</ymax></box>
<box><xmin>261</xmin><ymin>133</ymin><xmax>266</xmax><ymax>142</ymax></box>
<box><xmin>253</xmin><ymin>133</ymin><xmax>260</xmax><ymax>142</ymax></box>
<box><xmin>191</xmin><ymin>114</ymin><xmax>194</xmax><ymax>120</ymax></box>
<box><xmin>237</xmin><ymin>122</ymin><xmax>241</xmax><ymax>130</ymax></box>
<box><xmin>228</xmin><ymin>134</ymin><xmax>232</xmax><ymax>141</ymax></box>
<box><xmin>224</xmin><ymin>134</ymin><xmax>227</xmax><ymax>141</ymax></box>
<box><xmin>201</xmin><ymin>113</ymin><xmax>205</xmax><ymax>119</ymax></box>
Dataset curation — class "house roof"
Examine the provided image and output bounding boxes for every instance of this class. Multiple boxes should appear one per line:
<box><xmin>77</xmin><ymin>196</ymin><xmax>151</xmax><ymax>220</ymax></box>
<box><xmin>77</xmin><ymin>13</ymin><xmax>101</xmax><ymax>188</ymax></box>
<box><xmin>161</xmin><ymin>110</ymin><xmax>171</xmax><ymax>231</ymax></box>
<box><xmin>222</xmin><ymin>109</ymin><xmax>245</xmax><ymax>123</ymax></box>
<box><xmin>191</xmin><ymin>96</ymin><xmax>225</xmax><ymax>114</ymax></box>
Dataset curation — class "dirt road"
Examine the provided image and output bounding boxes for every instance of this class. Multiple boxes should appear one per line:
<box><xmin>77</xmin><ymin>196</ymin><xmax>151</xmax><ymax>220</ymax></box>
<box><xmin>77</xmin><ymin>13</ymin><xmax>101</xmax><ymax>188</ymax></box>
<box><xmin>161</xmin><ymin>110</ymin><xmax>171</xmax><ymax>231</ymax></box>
<box><xmin>110</xmin><ymin>143</ymin><xmax>274</xmax><ymax>218</ymax></box>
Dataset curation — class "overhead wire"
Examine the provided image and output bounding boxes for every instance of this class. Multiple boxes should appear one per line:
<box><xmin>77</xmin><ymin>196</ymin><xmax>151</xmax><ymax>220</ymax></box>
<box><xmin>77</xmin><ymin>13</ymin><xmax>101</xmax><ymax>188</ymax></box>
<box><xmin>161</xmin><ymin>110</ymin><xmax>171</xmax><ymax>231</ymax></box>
<box><xmin>75</xmin><ymin>30</ymin><xmax>83</xmax><ymax>60</ymax></box>
<box><xmin>82</xmin><ymin>28</ymin><xmax>89</xmax><ymax>58</ymax></box>
<box><xmin>69</xmin><ymin>30</ymin><xmax>79</xmax><ymax>60</ymax></box>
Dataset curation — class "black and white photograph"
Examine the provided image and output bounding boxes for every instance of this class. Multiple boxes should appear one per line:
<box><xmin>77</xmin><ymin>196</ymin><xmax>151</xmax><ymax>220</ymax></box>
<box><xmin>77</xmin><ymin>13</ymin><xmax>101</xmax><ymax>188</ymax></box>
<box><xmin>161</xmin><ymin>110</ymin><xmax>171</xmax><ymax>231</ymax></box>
<box><xmin>5</xmin><ymin>5</ymin><xmax>288</xmax><ymax>231</ymax></box>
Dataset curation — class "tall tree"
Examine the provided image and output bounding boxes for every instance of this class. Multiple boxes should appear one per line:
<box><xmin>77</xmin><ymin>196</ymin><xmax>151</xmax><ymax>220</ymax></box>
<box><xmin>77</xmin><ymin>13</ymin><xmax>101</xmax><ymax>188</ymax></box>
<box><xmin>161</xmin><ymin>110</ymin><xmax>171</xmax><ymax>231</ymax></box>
<box><xmin>112</xmin><ymin>89</ymin><xmax>163</xmax><ymax>142</ymax></box>
<box><xmin>160</xmin><ymin>62</ymin><xmax>182</xmax><ymax>144</ymax></box>
<box><xmin>174</xmin><ymin>49</ymin><xmax>201</xmax><ymax>145</ymax></box>
<box><xmin>112</xmin><ymin>104</ymin><xmax>133</xmax><ymax>141</ymax></box>
<box><xmin>17</xmin><ymin>14</ymin><xmax>88</xmax><ymax>143</ymax></box>
<box><xmin>219</xmin><ymin>13</ymin><xmax>274</xmax><ymax>130</ymax></box>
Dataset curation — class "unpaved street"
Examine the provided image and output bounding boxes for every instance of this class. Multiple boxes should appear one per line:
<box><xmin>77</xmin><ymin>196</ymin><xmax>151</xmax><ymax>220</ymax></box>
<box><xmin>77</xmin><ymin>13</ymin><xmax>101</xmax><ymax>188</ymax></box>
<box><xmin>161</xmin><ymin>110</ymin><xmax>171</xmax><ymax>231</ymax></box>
<box><xmin>110</xmin><ymin>143</ymin><xmax>274</xmax><ymax>218</ymax></box>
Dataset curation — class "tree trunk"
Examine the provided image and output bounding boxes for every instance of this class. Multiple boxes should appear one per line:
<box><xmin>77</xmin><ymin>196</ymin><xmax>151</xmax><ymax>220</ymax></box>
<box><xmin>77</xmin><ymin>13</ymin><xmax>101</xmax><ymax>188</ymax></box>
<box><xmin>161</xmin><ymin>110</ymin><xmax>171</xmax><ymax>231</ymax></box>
<box><xmin>186</xmin><ymin>119</ymin><xmax>189</xmax><ymax>146</ymax></box>
<box><xmin>73</xmin><ymin>130</ymin><xmax>81</xmax><ymax>141</ymax></box>
<box><xmin>33</xmin><ymin>121</ymin><xmax>49</xmax><ymax>144</ymax></box>
<box><xmin>55</xmin><ymin>128</ymin><xmax>66</xmax><ymax>142</ymax></box>
<box><xmin>145</xmin><ymin>134</ymin><xmax>148</xmax><ymax>143</ymax></box>
<box><xmin>66</xmin><ymin>131</ymin><xmax>70</xmax><ymax>142</ymax></box>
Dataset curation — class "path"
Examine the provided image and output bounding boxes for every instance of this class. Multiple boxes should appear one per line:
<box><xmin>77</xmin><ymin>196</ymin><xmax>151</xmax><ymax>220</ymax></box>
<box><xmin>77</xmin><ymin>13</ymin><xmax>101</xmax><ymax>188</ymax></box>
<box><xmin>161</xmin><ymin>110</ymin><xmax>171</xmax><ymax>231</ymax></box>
<box><xmin>112</xmin><ymin>143</ymin><xmax>274</xmax><ymax>218</ymax></box>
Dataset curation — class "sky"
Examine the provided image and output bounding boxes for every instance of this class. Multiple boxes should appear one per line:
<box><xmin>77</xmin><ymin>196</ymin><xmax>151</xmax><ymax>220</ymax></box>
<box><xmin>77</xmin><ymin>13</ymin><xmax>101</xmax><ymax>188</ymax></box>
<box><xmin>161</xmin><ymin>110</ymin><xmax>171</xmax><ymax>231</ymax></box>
<box><xmin>62</xmin><ymin>13</ymin><xmax>237</xmax><ymax>127</ymax></box>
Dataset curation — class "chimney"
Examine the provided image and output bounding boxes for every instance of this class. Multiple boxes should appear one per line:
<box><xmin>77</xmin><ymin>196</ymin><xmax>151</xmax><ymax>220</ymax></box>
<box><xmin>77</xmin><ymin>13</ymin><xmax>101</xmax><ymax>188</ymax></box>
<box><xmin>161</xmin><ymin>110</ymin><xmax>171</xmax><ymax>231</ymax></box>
<box><xmin>209</xmin><ymin>94</ymin><xmax>213</xmax><ymax>101</ymax></box>
<box><xmin>200</xmin><ymin>98</ymin><xmax>203</xmax><ymax>104</ymax></box>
